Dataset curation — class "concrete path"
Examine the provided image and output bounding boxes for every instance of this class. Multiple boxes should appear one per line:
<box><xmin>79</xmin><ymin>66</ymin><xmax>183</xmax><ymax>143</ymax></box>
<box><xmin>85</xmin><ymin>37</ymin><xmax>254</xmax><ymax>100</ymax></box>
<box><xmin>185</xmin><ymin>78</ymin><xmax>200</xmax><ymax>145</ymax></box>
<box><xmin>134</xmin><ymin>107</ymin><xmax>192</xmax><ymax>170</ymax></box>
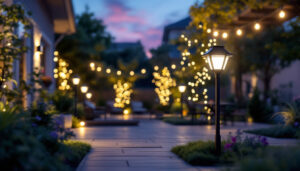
<box><xmin>74</xmin><ymin>120</ymin><xmax>299</xmax><ymax>171</ymax></box>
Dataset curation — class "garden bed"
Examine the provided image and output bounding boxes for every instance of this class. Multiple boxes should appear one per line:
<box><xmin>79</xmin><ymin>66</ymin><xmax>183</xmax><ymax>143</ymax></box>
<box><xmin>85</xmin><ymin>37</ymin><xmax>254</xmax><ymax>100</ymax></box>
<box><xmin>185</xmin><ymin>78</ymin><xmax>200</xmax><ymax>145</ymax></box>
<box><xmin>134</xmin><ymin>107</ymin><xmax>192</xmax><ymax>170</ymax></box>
<box><xmin>163</xmin><ymin>117</ymin><xmax>212</xmax><ymax>125</ymax></box>
<box><xmin>171</xmin><ymin>131</ymin><xmax>268</xmax><ymax>166</ymax></box>
<box><xmin>245</xmin><ymin>125</ymin><xmax>300</xmax><ymax>139</ymax></box>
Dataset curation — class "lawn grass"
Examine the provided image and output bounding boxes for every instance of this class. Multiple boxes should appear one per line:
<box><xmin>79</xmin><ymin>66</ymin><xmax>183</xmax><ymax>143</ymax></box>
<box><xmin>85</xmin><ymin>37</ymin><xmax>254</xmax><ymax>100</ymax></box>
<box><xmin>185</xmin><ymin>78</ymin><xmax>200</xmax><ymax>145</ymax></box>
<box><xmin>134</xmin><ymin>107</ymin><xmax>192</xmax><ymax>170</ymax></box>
<box><xmin>163</xmin><ymin>117</ymin><xmax>211</xmax><ymax>125</ymax></box>
<box><xmin>171</xmin><ymin>140</ymin><xmax>234</xmax><ymax>166</ymax></box>
<box><xmin>62</xmin><ymin>140</ymin><xmax>91</xmax><ymax>168</ymax></box>
<box><xmin>236</xmin><ymin>146</ymin><xmax>300</xmax><ymax>171</ymax></box>
<box><xmin>245</xmin><ymin>125</ymin><xmax>300</xmax><ymax>139</ymax></box>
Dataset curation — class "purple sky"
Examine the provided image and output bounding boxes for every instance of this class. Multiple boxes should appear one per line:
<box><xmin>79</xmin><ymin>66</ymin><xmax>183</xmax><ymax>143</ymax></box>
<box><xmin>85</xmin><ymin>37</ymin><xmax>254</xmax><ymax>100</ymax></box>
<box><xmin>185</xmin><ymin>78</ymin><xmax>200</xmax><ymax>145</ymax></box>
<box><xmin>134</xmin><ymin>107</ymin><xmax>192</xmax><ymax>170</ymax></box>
<box><xmin>72</xmin><ymin>0</ymin><xmax>197</xmax><ymax>57</ymax></box>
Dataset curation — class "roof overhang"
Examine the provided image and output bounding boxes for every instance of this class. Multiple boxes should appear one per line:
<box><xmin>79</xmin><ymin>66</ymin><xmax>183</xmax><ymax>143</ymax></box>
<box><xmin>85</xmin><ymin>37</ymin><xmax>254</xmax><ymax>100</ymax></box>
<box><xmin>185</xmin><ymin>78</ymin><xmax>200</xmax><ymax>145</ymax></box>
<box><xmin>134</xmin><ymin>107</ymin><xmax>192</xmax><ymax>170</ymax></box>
<box><xmin>227</xmin><ymin>2</ymin><xmax>300</xmax><ymax>28</ymax></box>
<box><xmin>44</xmin><ymin>0</ymin><xmax>76</xmax><ymax>34</ymax></box>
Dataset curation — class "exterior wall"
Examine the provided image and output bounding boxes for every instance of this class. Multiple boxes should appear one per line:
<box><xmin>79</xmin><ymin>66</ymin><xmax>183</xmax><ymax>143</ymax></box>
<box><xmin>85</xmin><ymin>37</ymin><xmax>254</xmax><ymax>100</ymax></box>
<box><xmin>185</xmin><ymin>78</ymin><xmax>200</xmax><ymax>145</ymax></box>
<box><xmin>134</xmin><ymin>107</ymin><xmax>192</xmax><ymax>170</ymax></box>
<box><xmin>230</xmin><ymin>61</ymin><xmax>300</xmax><ymax>102</ymax></box>
<box><xmin>168</xmin><ymin>30</ymin><xmax>182</xmax><ymax>43</ymax></box>
<box><xmin>271</xmin><ymin>60</ymin><xmax>300</xmax><ymax>100</ymax></box>
<box><xmin>20</xmin><ymin>0</ymin><xmax>56</xmax><ymax>92</ymax></box>
<box><xmin>7</xmin><ymin>0</ymin><xmax>56</xmax><ymax>107</ymax></box>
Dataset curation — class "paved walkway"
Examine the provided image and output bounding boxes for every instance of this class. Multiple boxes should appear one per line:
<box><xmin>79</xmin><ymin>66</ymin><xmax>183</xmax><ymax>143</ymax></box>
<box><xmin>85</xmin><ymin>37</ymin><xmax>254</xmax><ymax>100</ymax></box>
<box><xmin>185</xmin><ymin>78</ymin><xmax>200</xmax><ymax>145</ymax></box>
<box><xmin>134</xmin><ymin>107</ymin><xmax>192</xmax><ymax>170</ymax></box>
<box><xmin>74</xmin><ymin>120</ymin><xmax>299</xmax><ymax>171</ymax></box>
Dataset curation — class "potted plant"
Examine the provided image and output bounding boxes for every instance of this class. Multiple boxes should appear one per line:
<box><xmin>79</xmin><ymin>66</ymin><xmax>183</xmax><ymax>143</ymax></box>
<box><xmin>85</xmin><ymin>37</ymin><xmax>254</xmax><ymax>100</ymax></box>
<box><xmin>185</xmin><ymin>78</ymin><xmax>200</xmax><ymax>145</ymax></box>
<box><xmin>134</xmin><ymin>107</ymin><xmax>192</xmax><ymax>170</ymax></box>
<box><xmin>52</xmin><ymin>90</ymin><xmax>74</xmax><ymax>128</ymax></box>
<box><xmin>40</xmin><ymin>75</ymin><xmax>52</xmax><ymax>88</ymax></box>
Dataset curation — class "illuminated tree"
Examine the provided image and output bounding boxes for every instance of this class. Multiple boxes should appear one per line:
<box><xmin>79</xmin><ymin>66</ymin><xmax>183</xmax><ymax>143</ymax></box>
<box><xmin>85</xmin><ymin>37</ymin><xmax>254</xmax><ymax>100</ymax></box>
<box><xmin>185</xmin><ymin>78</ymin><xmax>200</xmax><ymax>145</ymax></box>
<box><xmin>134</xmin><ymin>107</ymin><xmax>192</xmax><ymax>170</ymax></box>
<box><xmin>113</xmin><ymin>81</ymin><xmax>133</xmax><ymax>108</ymax></box>
<box><xmin>89</xmin><ymin>60</ymin><xmax>147</xmax><ymax>109</ymax></box>
<box><xmin>53</xmin><ymin>51</ymin><xmax>73</xmax><ymax>91</ymax></box>
<box><xmin>152</xmin><ymin>67</ymin><xmax>176</xmax><ymax>106</ymax></box>
<box><xmin>187</xmin><ymin>0</ymin><xmax>300</xmax><ymax>102</ymax></box>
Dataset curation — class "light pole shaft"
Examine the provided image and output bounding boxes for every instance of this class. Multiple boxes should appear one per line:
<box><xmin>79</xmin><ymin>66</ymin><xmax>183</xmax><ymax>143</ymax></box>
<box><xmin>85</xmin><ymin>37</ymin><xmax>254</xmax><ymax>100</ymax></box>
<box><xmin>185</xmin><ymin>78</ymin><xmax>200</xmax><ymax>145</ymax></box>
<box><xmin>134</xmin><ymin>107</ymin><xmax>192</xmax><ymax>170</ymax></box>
<box><xmin>215</xmin><ymin>72</ymin><xmax>221</xmax><ymax>155</ymax></box>
<box><xmin>181</xmin><ymin>93</ymin><xmax>183</xmax><ymax>118</ymax></box>
<box><xmin>74</xmin><ymin>85</ymin><xmax>78</xmax><ymax>117</ymax></box>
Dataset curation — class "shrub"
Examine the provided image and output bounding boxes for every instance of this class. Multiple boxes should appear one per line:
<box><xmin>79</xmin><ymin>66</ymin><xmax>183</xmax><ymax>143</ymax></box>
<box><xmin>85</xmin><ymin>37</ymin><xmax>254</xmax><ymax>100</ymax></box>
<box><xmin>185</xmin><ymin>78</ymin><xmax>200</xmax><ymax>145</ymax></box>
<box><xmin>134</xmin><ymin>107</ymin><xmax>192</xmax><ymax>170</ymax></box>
<box><xmin>169</xmin><ymin>102</ymin><xmax>182</xmax><ymax>114</ymax></box>
<box><xmin>70</xmin><ymin>103</ymin><xmax>85</xmax><ymax>119</ymax></box>
<box><xmin>274</xmin><ymin>102</ymin><xmax>300</xmax><ymax>126</ymax></box>
<box><xmin>72</xmin><ymin>116</ymin><xmax>81</xmax><ymax>128</ymax></box>
<box><xmin>29</xmin><ymin>101</ymin><xmax>57</xmax><ymax>127</ymax></box>
<box><xmin>245</xmin><ymin>125</ymin><xmax>300</xmax><ymax>139</ymax></box>
<box><xmin>0</xmin><ymin>108</ymin><xmax>67</xmax><ymax>170</ymax></box>
<box><xmin>0</xmin><ymin>103</ymin><xmax>90</xmax><ymax>170</ymax></box>
<box><xmin>52</xmin><ymin>90</ymin><xmax>74</xmax><ymax>114</ymax></box>
<box><xmin>248</xmin><ymin>89</ymin><xmax>272</xmax><ymax>122</ymax></box>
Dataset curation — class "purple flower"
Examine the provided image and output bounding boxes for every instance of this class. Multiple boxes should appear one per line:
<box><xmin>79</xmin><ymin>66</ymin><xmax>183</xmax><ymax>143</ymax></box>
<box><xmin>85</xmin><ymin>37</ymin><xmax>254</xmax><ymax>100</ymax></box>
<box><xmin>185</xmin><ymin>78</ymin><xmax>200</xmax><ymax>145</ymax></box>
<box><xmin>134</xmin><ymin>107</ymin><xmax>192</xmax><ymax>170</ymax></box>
<box><xmin>31</xmin><ymin>123</ymin><xmax>37</xmax><ymax>127</ymax></box>
<box><xmin>49</xmin><ymin>131</ymin><xmax>58</xmax><ymax>139</ymax></box>
<box><xmin>59</xmin><ymin>136</ymin><xmax>64</xmax><ymax>141</ymax></box>
<box><xmin>261</xmin><ymin>137</ymin><xmax>268</xmax><ymax>146</ymax></box>
<box><xmin>55</xmin><ymin>119</ymin><xmax>63</xmax><ymax>126</ymax></box>
<box><xmin>35</xmin><ymin>116</ymin><xmax>42</xmax><ymax>121</ymax></box>
<box><xmin>294</xmin><ymin>122</ymin><xmax>299</xmax><ymax>127</ymax></box>
<box><xmin>231</xmin><ymin>137</ymin><xmax>237</xmax><ymax>143</ymax></box>
<box><xmin>224</xmin><ymin>143</ymin><xmax>233</xmax><ymax>150</ymax></box>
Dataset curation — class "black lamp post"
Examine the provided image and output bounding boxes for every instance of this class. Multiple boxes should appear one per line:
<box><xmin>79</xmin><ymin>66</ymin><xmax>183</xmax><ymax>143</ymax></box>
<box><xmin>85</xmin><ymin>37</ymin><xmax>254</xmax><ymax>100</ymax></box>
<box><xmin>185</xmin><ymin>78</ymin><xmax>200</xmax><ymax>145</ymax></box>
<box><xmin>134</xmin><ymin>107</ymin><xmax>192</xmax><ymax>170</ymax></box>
<box><xmin>203</xmin><ymin>46</ymin><xmax>232</xmax><ymax>155</ymax></box>
<box><xmin>72</xmin><ymin>75</ymin><xmax>80</xmax><ymax>117</ymax></box>
<box><xmin>178</xmin><ymin>84</ymin><xmax>186</xmax><ymax>118</ymax></box>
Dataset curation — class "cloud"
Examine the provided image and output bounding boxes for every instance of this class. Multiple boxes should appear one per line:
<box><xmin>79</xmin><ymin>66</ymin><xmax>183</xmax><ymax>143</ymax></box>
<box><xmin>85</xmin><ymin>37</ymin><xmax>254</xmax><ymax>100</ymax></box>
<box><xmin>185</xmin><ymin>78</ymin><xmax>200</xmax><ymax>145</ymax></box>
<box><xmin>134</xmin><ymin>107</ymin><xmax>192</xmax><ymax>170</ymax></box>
<box><xmin>101</xmin><ymin>0</ymin><xmax>163</xmax><ymax>57</ymax></box>
<box><xmin>103</xmin><ymin>0</ymin><xmax>146</xmax><ymax>25</ymax></box>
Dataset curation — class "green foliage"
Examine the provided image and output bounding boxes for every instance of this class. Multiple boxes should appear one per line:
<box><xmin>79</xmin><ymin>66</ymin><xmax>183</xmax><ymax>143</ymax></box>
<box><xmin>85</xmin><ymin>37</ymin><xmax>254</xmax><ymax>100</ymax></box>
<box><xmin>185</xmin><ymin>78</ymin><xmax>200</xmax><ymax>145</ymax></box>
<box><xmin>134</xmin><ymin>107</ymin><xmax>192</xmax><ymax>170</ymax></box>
<box><xmin>52</xmin><ymin>90</ymin><xmax>74</xmax><ymax>114</ymax></box>
<box><xmin>189</xmin><ymin>0</ymin><xmax>300</xmax><ymax>102</ymax></box>
<box><xmin>248</xmin><ymin>89</ymin><xmax>272</xmax><ymax>122</ymax></box>
<box><xmin>0</xmin><ymin>107</ymin><xmax>65</xmax><ymax>170</ymax></box>
<box><xmin>102</xmin><ymin>42</ymin><xmax>147</xmax><ymax>68</ymax></box>
<box><xmin>245</xmin><ymin>125</ymin><xmax>300</xmax><ymax>139</ymax></box>
<box><xmin>0</xmin><ymin>103</ymin><xmax>22</xmax><ymax>131</ymax></box>
<box><xmin>62</xmin><ymin>140</ymin><xmax>91</xmax><ymax>168</ymax></box>
<box><xmin>235</xmin><ymin>146</ymin><xmax>300</xmax><ymax>171</ymax></box>
<box><xmin>0</xmin><ymin>102</ymin><xmax>90</xmax><ymax>170</ymax></box>
<box><xmin>172</xmin><ymin>131</ymin><xmax>268</xmax><ymax>166</ymax></box>
<box><xmin>57</xmin><ymin>7</ymin><xmax>112</xmax><ymax>92</ymax></box>
<box><xmin>72</xmin><ymin>116</ymin><xmax>81</xmax><ymax>128</ymax></box>
<box><xmin>0</xmin><ymin>1</ymin><xmax>30</xmax><ymax>100</ymax></box>
<box><xmin>172</xmin><ymin>140</ymin><xmax>222</xmax><ymax>166</ymax></box>
<box><xmin>169</xmin><ymin>102</ymin><xmax>187</xmax><ymax>114</ymax></box>
<box><xmin>274</xmin><ymin>102</ymin><xmax>300</xmax><ymax>126</ymax></box>
<box><xmin>29</xmin><ymin>101</ymin><xmax>56</xmax><ymax>126</ymax></box>
<box><xmin>150</xmin><ymin>45</ymin><xmax>172</xmax><ymax>67</ymax></box>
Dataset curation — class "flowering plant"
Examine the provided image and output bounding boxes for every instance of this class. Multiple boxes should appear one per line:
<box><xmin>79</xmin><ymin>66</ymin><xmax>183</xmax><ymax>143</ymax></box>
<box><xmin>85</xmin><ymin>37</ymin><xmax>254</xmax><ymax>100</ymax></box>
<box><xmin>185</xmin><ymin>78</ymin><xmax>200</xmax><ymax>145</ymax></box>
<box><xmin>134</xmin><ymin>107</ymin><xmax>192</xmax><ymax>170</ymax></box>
<box><xmin>223</xmin><ymin>129</ymin><xmax>268</xmax><ymax>161</ymax></box>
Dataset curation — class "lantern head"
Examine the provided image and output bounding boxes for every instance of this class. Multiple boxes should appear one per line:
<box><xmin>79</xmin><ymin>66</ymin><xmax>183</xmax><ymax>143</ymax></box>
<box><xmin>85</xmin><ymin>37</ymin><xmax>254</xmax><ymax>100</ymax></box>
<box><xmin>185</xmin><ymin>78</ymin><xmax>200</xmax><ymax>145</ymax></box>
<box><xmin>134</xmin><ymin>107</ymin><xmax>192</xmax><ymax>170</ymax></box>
<box><xmin>203</xmin><ymin>46</ymin><xmax>232</xmax><ymax>71</ymax></box>
<box><xmin>72</xmin><ymin>75</ymin><xmax>80</xmax><ymax>85</ymax></box>
<box><xmin>178</xmin><ymin>84</ymin><xmax>187</xmax><ymax>93</ymax></box>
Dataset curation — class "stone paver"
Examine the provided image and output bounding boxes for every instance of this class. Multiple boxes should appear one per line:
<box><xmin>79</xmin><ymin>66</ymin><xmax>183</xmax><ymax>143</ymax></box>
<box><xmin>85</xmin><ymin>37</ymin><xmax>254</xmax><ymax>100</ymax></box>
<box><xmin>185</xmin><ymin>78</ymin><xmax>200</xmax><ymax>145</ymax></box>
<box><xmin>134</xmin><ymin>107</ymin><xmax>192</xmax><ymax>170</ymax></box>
<box><xmin>74</xmin><ymin>120</ymin><xmax>299</xmax><ymax>171</ymax></box>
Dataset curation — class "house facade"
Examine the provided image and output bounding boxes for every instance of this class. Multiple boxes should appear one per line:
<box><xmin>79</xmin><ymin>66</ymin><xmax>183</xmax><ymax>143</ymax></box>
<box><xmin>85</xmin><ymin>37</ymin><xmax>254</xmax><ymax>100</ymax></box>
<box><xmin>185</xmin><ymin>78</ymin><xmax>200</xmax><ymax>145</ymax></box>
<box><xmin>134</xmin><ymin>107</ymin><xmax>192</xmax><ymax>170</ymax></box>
<box><xmin>162</xmin><ymin>17</ymin><xmax>191</xmax><ymax>58</ymax></box>
<box><xmin>5</xmin><ymin>0</ymin><xmax>75</xmax><ymax>107</ymax></box>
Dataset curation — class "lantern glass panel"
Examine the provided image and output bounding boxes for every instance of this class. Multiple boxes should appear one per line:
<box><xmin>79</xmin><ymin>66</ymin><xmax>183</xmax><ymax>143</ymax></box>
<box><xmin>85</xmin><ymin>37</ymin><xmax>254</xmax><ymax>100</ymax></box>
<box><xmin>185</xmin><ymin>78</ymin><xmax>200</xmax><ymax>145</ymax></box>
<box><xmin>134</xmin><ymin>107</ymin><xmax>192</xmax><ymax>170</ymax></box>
<box><xmin>211</xmin><ymin>55</ymin><xmax>226</xmax><ymax>70</ymax></box>
<box><xmin>178</xmin><ymin>85</ymin><xmax>186</xmax><ymax>93</ymax></box>
<box><xmin>222</xmin><ymin>56</ymin><xmax>229</xmax><ymax>70</ymax></box>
